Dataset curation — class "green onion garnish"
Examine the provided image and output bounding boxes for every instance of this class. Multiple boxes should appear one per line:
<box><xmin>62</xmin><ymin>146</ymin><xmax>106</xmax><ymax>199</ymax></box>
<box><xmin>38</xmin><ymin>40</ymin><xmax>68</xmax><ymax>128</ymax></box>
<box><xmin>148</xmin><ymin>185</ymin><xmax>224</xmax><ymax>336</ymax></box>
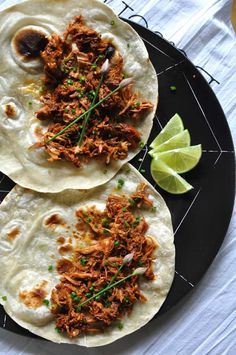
<box><xmin>43</xmin><ymin>299</ymin><xmax>49</xmax><ymax>306</ymax></box>
<box><xmin>46</xmin><ymin>77</ymin><xmax>133</xmax><ymax>144</ymax></box>
<box><xmin>117</xmin><ymin>179</ymin><xmax>125</xmax><ymax>189</ymax></box>
<box><xmin>75</xmin><ymin>267</ymin><xmax>146</xmax><ymax>311</ymax></box>
<box><xmin>80</xmin><ymin>257</ymin><xmax>87</xmax><ymax>266</ymax></box>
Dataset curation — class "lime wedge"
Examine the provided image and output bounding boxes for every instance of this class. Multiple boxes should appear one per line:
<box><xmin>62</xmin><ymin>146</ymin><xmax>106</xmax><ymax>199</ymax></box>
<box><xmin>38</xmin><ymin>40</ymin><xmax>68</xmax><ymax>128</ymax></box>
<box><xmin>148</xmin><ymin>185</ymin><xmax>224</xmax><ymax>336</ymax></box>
<box><xmin>150</xmin><ymin>129</ymin><xmax>190</xmax><ymax>154</ymax></box>
<box><xmin>150</xmin><ymin>113</ymin><xmax>184</xmax><ymax>148</ymax></box>
<box><xmin>151</xmin><ymin>158</ymin><xmax>193</xmax><ymax>194</ymax></box>
<box><xmin>152</xmin><ymin>145</ymin><xmax>202</xmax><ymax>173</ymax></box>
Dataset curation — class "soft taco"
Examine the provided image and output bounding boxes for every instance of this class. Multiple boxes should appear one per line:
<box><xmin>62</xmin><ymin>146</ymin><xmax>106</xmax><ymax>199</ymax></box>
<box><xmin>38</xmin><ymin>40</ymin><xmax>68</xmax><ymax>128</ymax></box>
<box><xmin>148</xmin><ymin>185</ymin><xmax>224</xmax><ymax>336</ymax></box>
<box><xmin>0</xmin><ymin>0</ymin><xmax>158</xmax><ymax>192</ymax></box>
<box><xmin>0</xmin><ymin>165</ymin><xmax>174</xmax><ymax>346</ymax></box>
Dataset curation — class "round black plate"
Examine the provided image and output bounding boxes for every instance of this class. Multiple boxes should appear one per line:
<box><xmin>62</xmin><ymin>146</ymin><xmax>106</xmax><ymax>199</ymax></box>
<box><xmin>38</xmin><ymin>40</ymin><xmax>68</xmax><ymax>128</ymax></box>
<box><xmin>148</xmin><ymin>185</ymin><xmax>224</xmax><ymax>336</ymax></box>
<box><xmin>0</xmin><ymin>20</ymin><xmax>235</xmax><ymax>337</ymax></box>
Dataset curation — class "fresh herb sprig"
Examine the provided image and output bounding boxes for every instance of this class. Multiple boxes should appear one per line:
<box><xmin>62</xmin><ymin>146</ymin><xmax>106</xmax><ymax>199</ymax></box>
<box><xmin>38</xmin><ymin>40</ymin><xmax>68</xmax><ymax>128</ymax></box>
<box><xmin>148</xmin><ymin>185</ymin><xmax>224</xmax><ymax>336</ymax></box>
<box><xmin>46</xmin><ymin>77</ymin><xmax>133</xmax><ymax>144</ymax></box>
<box><xmin>108</xmin><ymin>253</ymin><xmax>134</xmax><ymax>285</ymax></box>
<box><xmin>76</xmin><ymin>266</ymin><xmax>146</xmax><ymax>311</ymax></box>
<box><xmin>77</xmin><ymin>59</ymin><xmax>109</xmax><ymax>146</ymax></box>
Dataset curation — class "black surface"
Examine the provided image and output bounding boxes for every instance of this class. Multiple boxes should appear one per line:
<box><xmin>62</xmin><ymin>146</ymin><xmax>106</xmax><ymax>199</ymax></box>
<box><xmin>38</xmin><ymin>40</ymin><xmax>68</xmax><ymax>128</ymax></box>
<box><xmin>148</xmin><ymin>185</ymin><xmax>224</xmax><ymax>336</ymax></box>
<box><xmin>0</xmin><ymin>20</ymin><xmax>235</xmax><ymax>337</ymax></box>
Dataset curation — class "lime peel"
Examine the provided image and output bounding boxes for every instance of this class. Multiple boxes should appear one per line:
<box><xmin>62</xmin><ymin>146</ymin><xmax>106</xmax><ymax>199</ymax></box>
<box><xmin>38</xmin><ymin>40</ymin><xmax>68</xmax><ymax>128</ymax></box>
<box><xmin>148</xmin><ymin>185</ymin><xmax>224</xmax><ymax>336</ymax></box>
<box><xmin>152</xmin><ymin>144</ymin><xmax>202</xmax><ymax>173</ymax></box>
<box><xmin>150</xmin><ymin>158</ymin><xmax>193</xmax><ymax>194</ymax></box>
<box><xmin>150</xmin><ymin>113</ymin><xmax>184</xmax><ymax>148</ymax></box>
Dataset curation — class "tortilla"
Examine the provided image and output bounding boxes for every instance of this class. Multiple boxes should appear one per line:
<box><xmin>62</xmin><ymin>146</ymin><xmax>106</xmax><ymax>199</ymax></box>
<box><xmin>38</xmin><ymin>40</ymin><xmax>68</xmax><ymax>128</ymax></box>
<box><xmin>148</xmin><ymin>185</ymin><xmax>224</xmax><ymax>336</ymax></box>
<box><xmin>0</xmin><ymin>0</ymin><xmax>158</xmax><ymax>193</ymax></box>
<box><xmin>0</xmin><ymin>164</ymin><xmax>174</xmax><ymax>346</ymax></box>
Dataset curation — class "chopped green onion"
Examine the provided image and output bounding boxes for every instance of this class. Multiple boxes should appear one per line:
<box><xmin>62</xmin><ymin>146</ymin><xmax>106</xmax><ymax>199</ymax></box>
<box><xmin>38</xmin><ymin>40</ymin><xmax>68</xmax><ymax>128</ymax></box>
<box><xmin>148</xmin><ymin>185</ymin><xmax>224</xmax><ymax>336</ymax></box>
<box><xmin>2</xmin><ymin>296</ymin><xmax>7</xmax><ymax>301</ymax></box>
<box><xmin>118</xmin><ymin>322</ymin><xmax>124</xmax><ymax>330</ymax></box>
<box><xmin>138</xmin><ymin>259</ymin><xmax>143</xmax><ymax>266</ymax></box>
<box><xmin>117</xmin><ymin>179</ymin><xmax>125</xmax><ymax>189</ymax></box>
<box><xmin>79</xmin><ymin>76</ymin><xmax>86</xmax><ymax>84</ymax></box>
<box><xmin>124</xmin><ymin>220</ymin><xmax>129</xmax><ymax>228</ymax></box>
<box><xmin>55</xmin><ymin>327</ymin><xmax>61</xmax><ymax>333</ymax></box>
<box><xmin>85</xmin><ymin>217</ymin><xmax>92</xmax><ymax>224</ymax></box>
<box><xmin>104</xmin><ymin>300</ymin><xmax>111</xmax><ymax>308</ymax></box>
<box><xmin>76</xmin><ymin>305</ymin><xmax>82</xmax><ymax>311</ymax></box>
<box><xmin>89</xmin><ymin>286</ymin><xmax>94</xmax><ymax>292</ymax></box>
<box><xmin>43</xmin><ymin>299</ymin><xmax>49</xmax><ymax>306</ymax></box>
<box><xmin>103</xmin><ymin>229</ymin><xmax>110</xmax><ymax>235</ymax></box>
<box><xmin>170</xmin><ymin>85</ymin><xmax>177</xmax><ymax>91</ymax></box>
<box><xmin>67</xmin><ymin>79</ymin><xmax>73</xmax><ymax>85</ymax></box>
<box><xmin>114</xmin><ymin>240</ymin><xmax>120</xmax><ymax>247</ymax></box>
<box><xmin>28</xmin><ymin>101</ymin><xmax>32</xmax><ymax>106</ymax></box>
<box><xmin>48</xmin><ymin>265</ymin><xmax>53</xmax><ymax>271</ymax></box>
<box><xmin>140</xmin><ymin>169</ymin><xmax>145</xmax><ymax>173</ymax></box>
<box><xmin>102</xmin><ymin>217</ymin><xmax>110</xmax><ymax>228</ymax></box>
<box><xmin>80</xmin><ymin>257</ymin><xmax>87</xmax><ymax>266</ymax></box>
<box><xmin>95</xmin><ymin>295</ymin><xmax>101</xmax><ymax>301</ymax></box>
<box><xmin>122</xmin><ymin>207</ymin><xmax>127</xmax><ymax>212</ymax></box>
<box><xmin>151</xmin><ymin>206</ymin><xmax>157</xmax><ymax>212</ymax></box>
<box><xmin>128</xmin><ymin>198</ymin><xmax>135</xmax><ymax>206</ymax></box>
<box><xmin>71</xmin><ymin>108</ymin><xmax>76</xmax><ymax>114</ymax></box>
<box><xmin>86</xmin><ymin>292</ymin><xmax>92</xmax><ymax>298</ymax></box>
<box><xmin>64</xmin><ymin>108</ymin><xmax>69</xmax><ymax>113</ymax></box>
<box><xmin>124</xmin><ymin>296</ymin><xmax>130</xmax><ymax>303</ymax></box>
<box><xmin>91</xmin><ymin>63</ymin><xmax>97</xmax><ymax>70</ymax></box>
<box><xmin>110</xmin><ymin>20</ymin><xmax>115</xmax><ymax>26</ymax></box>
<box><xmin>132</xmin><ymin>216</ymin><xmax>141</xmax><ymax>227</ymax></box>
<box><xmin>139</xmin><ymin>140</ymin><xmax>145</xmax><ymax>148</ymax></box>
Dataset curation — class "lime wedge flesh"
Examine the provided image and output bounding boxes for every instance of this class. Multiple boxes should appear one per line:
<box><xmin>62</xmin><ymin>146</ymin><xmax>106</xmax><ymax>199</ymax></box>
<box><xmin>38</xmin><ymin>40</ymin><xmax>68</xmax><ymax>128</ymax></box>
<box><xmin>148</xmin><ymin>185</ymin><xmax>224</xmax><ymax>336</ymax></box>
<box><xmin>151</xmin><ymin>158</ymin><xmax>193</xmax><ymax>194</ymax></box>
<box><xmin>151</xmin><ymin>129</ymin><xmax>190</xmax><ymax>154</ymax></box>
<box><xmin>152</xmin><ymin>144</ymin><xmax>202</xmax><ymax>173</ymax></box>
<box><xmin>150</xmin><ymin>113</ymin><xmax>184</xmax><ymax>149</ymax></box>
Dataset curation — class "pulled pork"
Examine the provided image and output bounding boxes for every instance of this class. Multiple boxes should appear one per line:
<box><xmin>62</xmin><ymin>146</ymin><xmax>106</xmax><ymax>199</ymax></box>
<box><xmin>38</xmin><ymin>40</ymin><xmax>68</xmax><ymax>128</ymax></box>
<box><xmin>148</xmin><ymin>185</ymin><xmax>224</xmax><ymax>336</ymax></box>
<box><xmin>50</xmin><ymin>184</ymin><xmax>157</xmax><ymax>337</ymax></box>
<box><xmin>35</xmin><ymin>16</ymin><xmax>153</xmax><ymax>167</ymax></box>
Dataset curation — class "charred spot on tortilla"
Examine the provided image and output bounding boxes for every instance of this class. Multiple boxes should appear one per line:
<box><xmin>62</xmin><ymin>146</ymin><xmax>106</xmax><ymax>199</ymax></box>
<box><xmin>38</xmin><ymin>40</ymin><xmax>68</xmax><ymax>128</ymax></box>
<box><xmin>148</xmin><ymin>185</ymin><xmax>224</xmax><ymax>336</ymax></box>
<box><xmin>57</xmin><ymin>236</ymin><xmax>66</xmax><ymax>244</ymax></box>
<box><xmin>19</xmin><ymin>280</ymin><xmax>48</xmax><ymax>309</ymax></box>
<box><xmin>56</xmin><ymin>258</ymin><xmax>74</xmax><ymax>274</ymax></box>
<box><xmin>13</xmin><ymin>28</ymin><xmax>48</xmax><ymax>60</ymax></box>
<box><xmin>5</xmin><ymin>103</ymin><xmax>16</xmax><ymax>118</ymax></box>
<box><xmin>58</xmin><ymin>243</ymin><xmax>73</xmax><ymax>255</ymax></box>
<box><xmin>45</xmin><ymin>214</ymin><xmax>65</xmax><ymax>228</ymax></box>
<box><xmin>7</xmin><ymin>227</ymin><xmax>20</xmax><ymax>241</ymax></box>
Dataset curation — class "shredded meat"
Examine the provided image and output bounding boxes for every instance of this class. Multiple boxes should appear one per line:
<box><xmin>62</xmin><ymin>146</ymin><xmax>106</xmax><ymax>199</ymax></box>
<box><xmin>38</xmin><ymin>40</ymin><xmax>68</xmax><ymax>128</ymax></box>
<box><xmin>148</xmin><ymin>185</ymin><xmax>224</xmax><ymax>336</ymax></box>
<box><xmin>34</xmin><ymin>16</ymin><xmax>153</xmax><ymax>167</ymax></box>
<box><xmin>50</xmin><ymin>183</ymin><xmax>157</xmax><ymax>337</ymax></box>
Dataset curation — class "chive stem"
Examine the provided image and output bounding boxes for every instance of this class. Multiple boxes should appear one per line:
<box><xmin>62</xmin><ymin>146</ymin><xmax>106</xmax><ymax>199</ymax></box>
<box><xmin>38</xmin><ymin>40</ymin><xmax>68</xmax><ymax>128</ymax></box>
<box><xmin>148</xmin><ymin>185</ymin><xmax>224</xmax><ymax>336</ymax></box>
<box><xmin>77</xmin><ymin>272</ymin><xmax>136</xmax><ymax>309</ymax></box>
<box><xmin>46</xmin><ymin>80</ymin><xmax>131</xmax><ymax>144</ymax></box>
<box><xmin>109</xmin><ymin>264</ymin><xmax>124</xmax><ymax>285</ymax></box>
<box><xmin>77</xmin><ymin>73</ymin><xmax>104</xmax><ymax>146</ymax></box>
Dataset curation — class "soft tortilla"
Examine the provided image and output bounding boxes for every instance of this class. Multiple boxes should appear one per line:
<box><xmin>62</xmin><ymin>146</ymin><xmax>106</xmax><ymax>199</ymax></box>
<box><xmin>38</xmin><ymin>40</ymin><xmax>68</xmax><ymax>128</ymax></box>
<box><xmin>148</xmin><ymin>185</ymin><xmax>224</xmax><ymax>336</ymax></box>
<box><xmin>0</xmin><ymin>0</ymin><xmax>158</xmax><ymax>192</ymax></box>
<box><xmin>0</xmin><ymin>164</ymin><xmax>174</xmax><ymax>346</ymax></box>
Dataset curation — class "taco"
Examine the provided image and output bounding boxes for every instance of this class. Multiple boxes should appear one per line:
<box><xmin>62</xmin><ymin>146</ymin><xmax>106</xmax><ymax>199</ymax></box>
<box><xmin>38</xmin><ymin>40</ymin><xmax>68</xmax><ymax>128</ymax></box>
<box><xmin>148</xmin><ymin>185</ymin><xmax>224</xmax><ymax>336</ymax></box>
<box><xmin>0</xmin><ymin>165</ymin><xmax>174</xmax><ymax>346</ymax></box>
<box><xmin>0</xmin><ymin>0</ymin><xmax>158</xmax><ymax>192</ymax></box>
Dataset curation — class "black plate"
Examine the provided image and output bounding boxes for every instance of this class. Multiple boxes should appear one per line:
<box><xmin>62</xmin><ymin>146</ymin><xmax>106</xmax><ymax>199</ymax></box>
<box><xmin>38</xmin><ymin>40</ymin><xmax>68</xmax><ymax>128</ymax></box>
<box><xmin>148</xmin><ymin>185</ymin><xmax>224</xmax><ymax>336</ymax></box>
<box><xmin>0</xmin><ymin>20</ymin><xmax>235</xmax><ymax>337</ymax></box>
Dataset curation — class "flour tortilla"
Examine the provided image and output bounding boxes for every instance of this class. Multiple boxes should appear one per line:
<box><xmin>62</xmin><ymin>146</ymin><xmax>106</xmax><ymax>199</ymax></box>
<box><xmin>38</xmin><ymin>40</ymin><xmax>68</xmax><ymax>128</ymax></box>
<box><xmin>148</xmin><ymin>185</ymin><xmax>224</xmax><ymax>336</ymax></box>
<box><xmin>0</xmin><ymin>164</ymin><xmax>174</xmax><ymax>346</ymax></box>
<box><xmin>0</xmin><ymin>0</ymin><xmax>158</xmax><ymax>193</ymax></box>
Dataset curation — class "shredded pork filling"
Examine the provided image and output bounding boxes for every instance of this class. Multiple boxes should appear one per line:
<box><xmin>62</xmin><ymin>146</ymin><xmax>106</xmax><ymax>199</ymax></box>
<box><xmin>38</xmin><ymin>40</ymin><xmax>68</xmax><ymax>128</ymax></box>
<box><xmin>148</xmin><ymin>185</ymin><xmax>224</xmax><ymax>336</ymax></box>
<box><xmin>50</xmin><ymin>183</ymin><xmax>157</xmax><ymax>337</ymax></box>
<box><xmin>35</xmin><ymin>16</ymin><xmax>153</xmax><ymax>167</ymax></box>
